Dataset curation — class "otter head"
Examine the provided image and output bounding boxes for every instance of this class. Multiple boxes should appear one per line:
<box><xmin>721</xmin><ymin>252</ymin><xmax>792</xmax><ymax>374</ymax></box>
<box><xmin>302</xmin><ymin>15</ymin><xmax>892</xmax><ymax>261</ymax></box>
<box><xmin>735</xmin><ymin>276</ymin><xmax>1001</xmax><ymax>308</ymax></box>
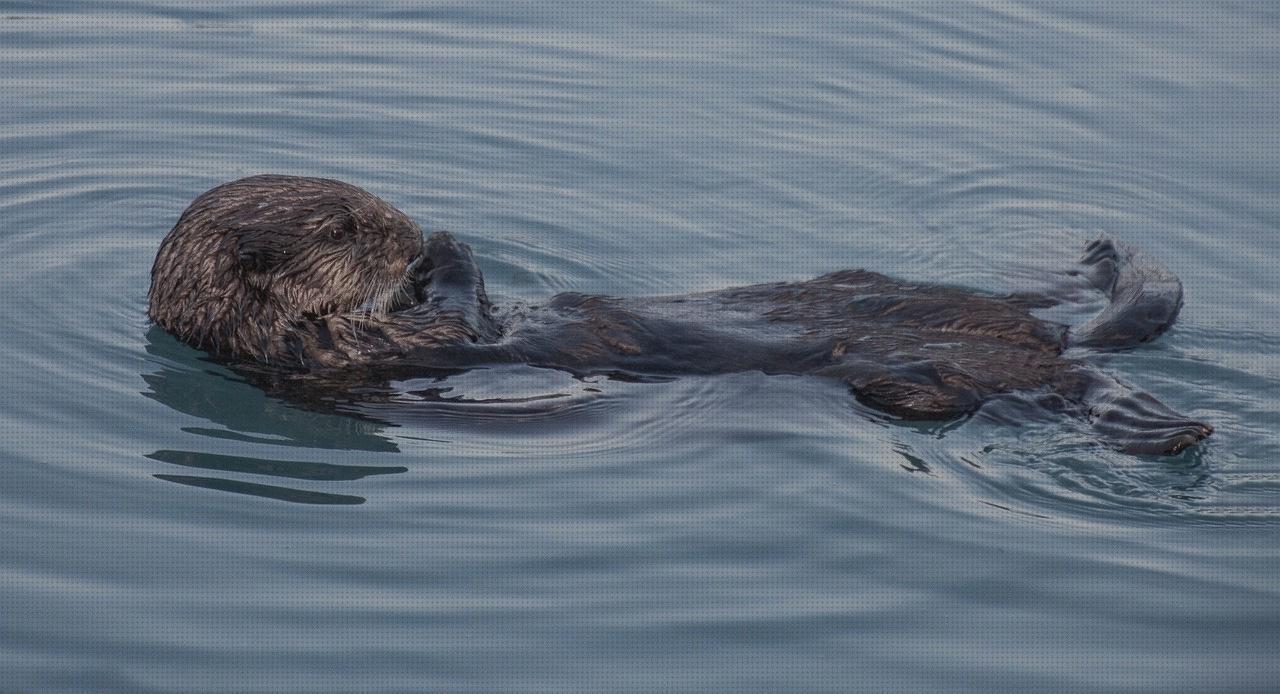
<box><xmin>148</xmin><ymin>175</ymin><xmax>425</xmax><ymax>362</ymax></box>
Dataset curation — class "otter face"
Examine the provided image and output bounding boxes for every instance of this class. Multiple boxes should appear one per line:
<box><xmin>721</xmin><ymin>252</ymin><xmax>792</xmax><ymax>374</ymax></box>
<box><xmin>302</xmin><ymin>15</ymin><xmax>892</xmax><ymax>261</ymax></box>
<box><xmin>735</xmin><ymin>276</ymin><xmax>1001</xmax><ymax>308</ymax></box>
<box><xmin>148</xmin><ymin>175</ymin><xmax>425</xmax><ymax>360</ymax></box>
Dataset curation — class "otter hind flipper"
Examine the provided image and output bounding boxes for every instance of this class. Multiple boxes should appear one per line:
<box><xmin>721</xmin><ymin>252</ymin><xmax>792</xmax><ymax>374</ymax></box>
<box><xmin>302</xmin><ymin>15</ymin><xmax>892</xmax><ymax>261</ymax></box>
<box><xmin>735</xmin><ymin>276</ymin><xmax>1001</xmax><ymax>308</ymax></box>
<box><xmin>1062</xmin><ymin>369</ymin><xmax>1212</xmax><ymax>455</ymax></box>
<box><xmin>1069</xmin><ymin>238</ymin><xmax>1185</xmax><ymax>350</ymax></box>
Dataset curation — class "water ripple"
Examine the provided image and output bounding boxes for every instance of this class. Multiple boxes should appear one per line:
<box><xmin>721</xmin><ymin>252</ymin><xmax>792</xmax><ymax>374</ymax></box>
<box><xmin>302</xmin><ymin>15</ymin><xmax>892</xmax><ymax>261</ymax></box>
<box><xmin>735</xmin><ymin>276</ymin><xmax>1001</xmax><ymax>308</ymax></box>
<box><xmin>3</xmin><ymin>1</ymin><xmax>1279</xmax><ymax>690</ymax></box>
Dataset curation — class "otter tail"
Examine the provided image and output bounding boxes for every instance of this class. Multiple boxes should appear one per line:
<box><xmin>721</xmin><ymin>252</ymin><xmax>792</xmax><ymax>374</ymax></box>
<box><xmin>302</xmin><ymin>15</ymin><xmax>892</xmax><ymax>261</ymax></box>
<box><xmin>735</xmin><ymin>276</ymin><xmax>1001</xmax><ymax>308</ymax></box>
<box><xmin>1069</xmin><ymin>238</ymin><xmax>1184</xmax><ymax>349</ymax></box>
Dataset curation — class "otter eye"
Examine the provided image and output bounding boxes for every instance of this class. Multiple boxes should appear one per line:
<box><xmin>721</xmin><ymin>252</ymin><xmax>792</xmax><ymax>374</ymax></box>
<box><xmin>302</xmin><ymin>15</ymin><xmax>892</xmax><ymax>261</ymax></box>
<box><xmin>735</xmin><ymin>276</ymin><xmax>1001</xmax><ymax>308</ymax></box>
<box><xmin>328</xmin><ymin>214</ymin><xmax>356</xmax><ymax>242</ymax></box>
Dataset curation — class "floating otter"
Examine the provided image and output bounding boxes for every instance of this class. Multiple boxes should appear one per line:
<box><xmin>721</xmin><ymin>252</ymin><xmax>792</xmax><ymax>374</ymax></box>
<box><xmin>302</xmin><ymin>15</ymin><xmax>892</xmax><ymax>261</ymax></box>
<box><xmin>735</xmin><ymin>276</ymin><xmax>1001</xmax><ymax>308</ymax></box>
<box><xmin>149</xmin><ymin>175</ymin><xmax>1213</xmax><ymax>455</ymax></box>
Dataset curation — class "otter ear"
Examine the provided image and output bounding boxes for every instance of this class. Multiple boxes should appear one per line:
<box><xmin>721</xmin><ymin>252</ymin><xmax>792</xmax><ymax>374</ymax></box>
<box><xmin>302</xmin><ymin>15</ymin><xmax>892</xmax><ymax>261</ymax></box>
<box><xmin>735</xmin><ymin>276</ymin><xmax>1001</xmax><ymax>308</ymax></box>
<box><xmin>233</xmin><ymin>227</ymin><xmax>291</xmax><ymax>273</ymax></box>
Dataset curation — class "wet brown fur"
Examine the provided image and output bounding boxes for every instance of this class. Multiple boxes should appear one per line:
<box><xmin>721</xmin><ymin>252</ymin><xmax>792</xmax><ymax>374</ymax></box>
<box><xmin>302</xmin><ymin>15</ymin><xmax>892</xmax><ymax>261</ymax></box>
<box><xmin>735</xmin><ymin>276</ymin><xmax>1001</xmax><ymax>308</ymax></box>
<box><xmin>148</xmin><ymin>175</ymin><xmax>425</xmax><ymax>364</ymax></box>
<box><xmin>148</xmin><ymin>176</ymin><xmax>1212</xmax><ymax>454</ymax></box>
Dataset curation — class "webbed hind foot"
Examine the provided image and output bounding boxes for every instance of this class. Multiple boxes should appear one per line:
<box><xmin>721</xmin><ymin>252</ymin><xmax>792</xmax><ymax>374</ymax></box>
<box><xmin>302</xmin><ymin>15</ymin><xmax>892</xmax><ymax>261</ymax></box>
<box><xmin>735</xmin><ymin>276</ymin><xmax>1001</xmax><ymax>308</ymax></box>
<box><xmin>1069</xmin><ymin>237</ymin><xmax>1185</xmax><ymax>350</ymax></box>
<box><xmin>1077</xmin><ymin>238</ymin><xmax>1122</xmax><ymax>292</ymax></box>
<box><xmin>1088</xmin><ymin>392</ymin><xmax>1213</xmax><ymax>454</ymax></box>
<box><xmin>1073</xmin><ymin>370</ymin><xmax>1212</xmax><ymax>455</ymax></box>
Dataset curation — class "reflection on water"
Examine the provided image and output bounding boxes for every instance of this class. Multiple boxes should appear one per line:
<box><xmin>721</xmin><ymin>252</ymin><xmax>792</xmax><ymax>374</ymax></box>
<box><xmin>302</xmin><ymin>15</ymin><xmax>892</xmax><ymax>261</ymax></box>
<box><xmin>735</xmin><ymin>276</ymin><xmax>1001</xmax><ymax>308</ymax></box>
<box><xmin>153</xmin><ymin>474</ymin><xmax>370</xmax><ymax>505</ymax></box>
<box><xmin>147</xmin><ymin>449</ymin><xmax>407</xmax><ymax>504</ymax></box>
<box><xmin>141</xmin><ymin>328</ymin><xmax>409</xmax><ymax>502</ymax></box>
<box><xmin>146</xmin><ymin>449</ymin><xmax>408</xmax><ymax>482</ymax></box>
<box><xmin>142</xmin><ymin>326</ymin><xmax>402</xmax><ymax>453</ymax></box>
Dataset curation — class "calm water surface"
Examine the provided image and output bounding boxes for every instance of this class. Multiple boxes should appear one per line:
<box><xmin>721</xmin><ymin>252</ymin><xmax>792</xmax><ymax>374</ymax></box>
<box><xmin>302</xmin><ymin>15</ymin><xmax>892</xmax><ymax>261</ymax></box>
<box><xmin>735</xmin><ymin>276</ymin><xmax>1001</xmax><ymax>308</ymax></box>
<box><xmin>2</xmin><ymin>2</ymin><xmax>1279</xmax><ymax>691</ymax></box>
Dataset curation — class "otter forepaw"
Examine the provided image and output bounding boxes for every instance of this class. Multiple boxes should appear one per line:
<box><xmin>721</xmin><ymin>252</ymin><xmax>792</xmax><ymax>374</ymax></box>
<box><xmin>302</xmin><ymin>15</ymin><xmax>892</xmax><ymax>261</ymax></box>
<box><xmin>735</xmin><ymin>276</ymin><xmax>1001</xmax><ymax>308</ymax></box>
<box><xmin>424</xmin><ymin>230</ymin><xmax>474</xmax><ymax>267</ymax></box>
<box><xmin>416</xmin><ymin>231</ymin><xmax>482</xmax><ymax>293</ymax></box>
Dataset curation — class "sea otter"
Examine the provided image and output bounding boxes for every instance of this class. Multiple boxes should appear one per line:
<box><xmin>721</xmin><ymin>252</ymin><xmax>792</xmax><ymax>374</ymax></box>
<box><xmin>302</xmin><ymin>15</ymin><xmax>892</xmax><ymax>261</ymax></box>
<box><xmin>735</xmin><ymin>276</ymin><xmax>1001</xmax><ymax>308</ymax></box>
<box><xmin>149</xmin><ymin>175</ymin><xmax>1213</xmax><ymax>455</ymax></box>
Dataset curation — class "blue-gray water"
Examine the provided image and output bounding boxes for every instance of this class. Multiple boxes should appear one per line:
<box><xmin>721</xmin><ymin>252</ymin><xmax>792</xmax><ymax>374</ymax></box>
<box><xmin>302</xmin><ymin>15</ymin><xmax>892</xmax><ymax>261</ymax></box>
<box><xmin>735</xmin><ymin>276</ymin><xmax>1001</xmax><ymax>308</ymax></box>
<box><xmin>2</xmin><ymin>2</ymin><xmax>1278</xmax><ymax>691</ymax></box>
